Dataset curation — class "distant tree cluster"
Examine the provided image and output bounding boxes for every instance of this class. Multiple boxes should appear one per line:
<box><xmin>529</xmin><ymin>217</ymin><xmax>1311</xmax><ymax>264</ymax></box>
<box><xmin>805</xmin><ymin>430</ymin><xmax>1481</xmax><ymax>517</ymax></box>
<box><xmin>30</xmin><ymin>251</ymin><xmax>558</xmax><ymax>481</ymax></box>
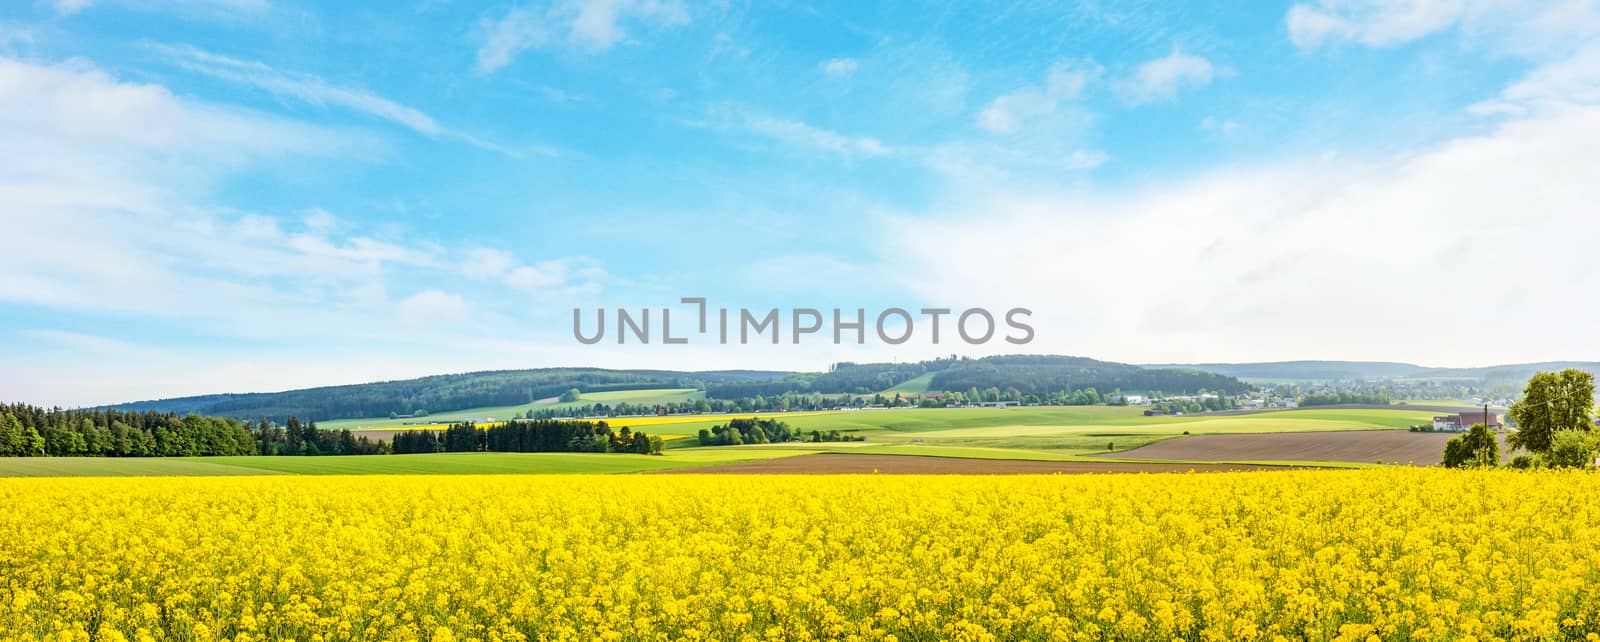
<box><xmin>695</xmin><ymin>418</ymin><xmax>864</xmax><ymax>446</ymax></box>
<box><xmin>1298</xmin><ymin>391</ymin><xmax>1393</xmax><ymax>407</ymax></box>
<box><xmin>1146</xmin><ymin>395</ymin><xmax>1239</xmax><ymax>415</ymax></box>
<box><xmin>0</xmin><ymin>403</ymin><xmax>255</xmax><ymax>457</ymax></box>
<box><xmin>391</xmin><ymin>420</ymin><xmax>664</xmax><ymax>455</ymax></box>
<box><xmin>250</xmin><ymin>417</ymin><xmax>386</xmax><ymax>456</ymax></box>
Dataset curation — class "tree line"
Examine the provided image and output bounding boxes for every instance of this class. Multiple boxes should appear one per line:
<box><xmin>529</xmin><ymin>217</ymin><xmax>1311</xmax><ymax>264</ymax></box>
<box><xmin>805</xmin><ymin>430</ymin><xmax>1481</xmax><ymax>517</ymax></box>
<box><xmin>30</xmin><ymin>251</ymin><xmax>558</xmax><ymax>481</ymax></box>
<box><xmin>695</xmin><ymin>418</ymin><xmax>865</xmax><ymax>446</ymax></box>
<box><xmin>392</xmin><ymin>419</ymin><xmax>664</xmax><ymax>455</ymax></box>
<box><xmin>0</xmin><ymin>403</ymin><xmax>378</xmax><ymax>457</ymax></box>
<box><xmin>1298</xmin><ymin>391</ymin><xmax>1393</xmax><ymax>407</ymax></box>
<box><xmin>1</xmin><ymin>403</ymin><xmax>256</xmax><ymax>457</ymax></box>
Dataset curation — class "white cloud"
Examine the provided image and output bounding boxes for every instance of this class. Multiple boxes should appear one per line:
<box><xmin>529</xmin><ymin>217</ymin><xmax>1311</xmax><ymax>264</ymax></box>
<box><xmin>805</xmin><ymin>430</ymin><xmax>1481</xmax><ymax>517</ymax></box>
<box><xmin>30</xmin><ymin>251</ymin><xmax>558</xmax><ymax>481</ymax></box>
<box><xmin>505</xmin><ymin>257</ymin><xmax>606</xmax><ymax>294</ymax></box>
<box><xmin>475</xmin><ymin>0</ymin><xmax>690</xmax><ymax>74</ymax></box>
<box><xmin>1472</xmin><ymin>42</ymin><xmax>1600</xmax><ymax>114</ymax></box>
<box><xmin>977</xmin><ymin>61</ymin><xmax>1099</xmax><ymax>134</ymax></box>
<box><xmin>1114</xmin><ymin>51</ymin><xmax>1217</xmax><ymax>105</ymax></box>
<box><xmin>462</xmin><ymin>247</ymin><xmax>517</xmax><ymax>280</ymax></box>
<box><xmin>0</xmin><ymin>56</ymin><xmax>603</xmax><ymax>369</ymax></box>
<box><xmin>398</xmin><ymin>289</ymin><xmax>467</xmax><ymax>321</ymax></box>
<box><xmin>1062</xmin><ymin>148</ymin><xmax>1109</xmax><ymax>170</ymax></box>
<box><xmin>0</xmin><ymin>57</ymin><xmax>364</xmax><ymax>192</ymax></box>
<box><xmin>1286</xmin><ymin>0</ymin><xmax>1600</xmax><ymax>56</ymax></box>
<box><xmin>882</xmin><ymin>101</ymin><xmax>1600</xmax><ymax>365</ymax></box>
<box><xmin>820</xmin><ymin>57</ymin><xmax>858</xmax><ymax>77</ymax></box>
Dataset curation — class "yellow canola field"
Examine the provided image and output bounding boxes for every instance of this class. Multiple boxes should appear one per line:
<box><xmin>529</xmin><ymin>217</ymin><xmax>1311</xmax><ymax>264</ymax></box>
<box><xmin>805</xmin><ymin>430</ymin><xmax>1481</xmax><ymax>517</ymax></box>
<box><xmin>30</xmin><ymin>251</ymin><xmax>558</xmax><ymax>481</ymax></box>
<box><xmin>3</xmin><ymin>470</ymin><xmax>1600</xmax><ymax>641</ymax></box>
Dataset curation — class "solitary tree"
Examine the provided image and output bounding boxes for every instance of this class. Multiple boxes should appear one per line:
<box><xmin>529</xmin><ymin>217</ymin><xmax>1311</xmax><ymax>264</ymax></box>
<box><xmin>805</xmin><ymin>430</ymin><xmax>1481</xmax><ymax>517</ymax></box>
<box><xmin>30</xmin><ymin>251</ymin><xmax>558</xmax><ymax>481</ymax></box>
<box><xmin>1508</xmin><ymin>369</ymin><xmax>1595</xmax><ymax>453</ymax></box>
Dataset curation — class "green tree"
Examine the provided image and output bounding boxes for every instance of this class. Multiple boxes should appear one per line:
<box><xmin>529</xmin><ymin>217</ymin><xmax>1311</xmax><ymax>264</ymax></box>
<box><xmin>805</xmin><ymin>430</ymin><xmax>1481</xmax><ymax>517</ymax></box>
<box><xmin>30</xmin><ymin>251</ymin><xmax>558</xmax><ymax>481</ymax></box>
<box><xmin>1442</xmin><ymin>423</ymin><xmax>1499</xmax><ymax>468</ymax></box>
<box><xmin>1547</xmin><ymin>430</ymin><xmax>1600</xmax><ymax>468</ymax></box>
<box><xmin>559</xmin><ymin>388</ymin><xmax>582</xmax><ymax>403</ymax></box>
<box><xmin>1508</xmin><ymin>369</ymin><xmax>1596</xmax><ymax>453</ymax></box>
<box><xmin>0</xmin><ymin>412</ymin><xmax>23</xmax><ymax>456</ymax></box>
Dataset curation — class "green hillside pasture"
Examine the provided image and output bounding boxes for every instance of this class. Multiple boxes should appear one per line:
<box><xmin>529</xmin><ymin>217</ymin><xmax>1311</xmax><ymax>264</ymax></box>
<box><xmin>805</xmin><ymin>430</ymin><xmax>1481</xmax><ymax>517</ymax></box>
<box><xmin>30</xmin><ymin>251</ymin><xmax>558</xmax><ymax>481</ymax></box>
<box><xmin>532</xmin><ymin>388</ymin><xmax>703</xmax><ymax>412</ymax></box>
<box><xmin>319</xmin><ymin>388</ymin><xmax>706</xmax><ymax>431</ymax></box>
<box><xmin>0</xmin><ymin>449</ymin><xmax>813</xmax><ymax>477</ymax></box>
<box><xmin>879</xmin><ymin>373</ymin><xmax>935</xmax><ymax>395</ymax></box>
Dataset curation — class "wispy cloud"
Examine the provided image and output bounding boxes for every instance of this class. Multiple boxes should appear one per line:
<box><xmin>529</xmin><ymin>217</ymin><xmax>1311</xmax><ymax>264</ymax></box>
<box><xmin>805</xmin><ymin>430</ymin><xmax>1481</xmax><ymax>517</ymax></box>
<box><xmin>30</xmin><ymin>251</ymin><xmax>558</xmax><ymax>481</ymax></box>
<box><xmin>47</xmin><ymin>0</ymin><xmax>93</xmax><ymax>16</ymax></box>
<box><xmin>48</xmin><ymin>0</ymin><xmax>273</xmax><ymax>20</ymax></box>
<box><xmin>147</xmin><ymin>43</ymin><xmax>543</xmax><ymax>157</ymax></box>
<box><xmin>475</xmin><ymin>0</ymin><xmax>690</xmax><ymax>74</ymax></box>
<box><xmin>1113</xmin><ymin>50</ymin><xmax>1218</xmax><ymax>106</ymax></box>
<box><xmin>744</xmin><ymin>114</ymin><xmax>890</xmax><ymax>158</ymax></box>
<box><xmin>700</xmin><ymin>104</ymin><xmax>891</xmax><ymax>159</ymax></box>
<box><xmin>820</xmin><ymin>57</ymin><xmax>858</xmax><ymax>77</ymax></box>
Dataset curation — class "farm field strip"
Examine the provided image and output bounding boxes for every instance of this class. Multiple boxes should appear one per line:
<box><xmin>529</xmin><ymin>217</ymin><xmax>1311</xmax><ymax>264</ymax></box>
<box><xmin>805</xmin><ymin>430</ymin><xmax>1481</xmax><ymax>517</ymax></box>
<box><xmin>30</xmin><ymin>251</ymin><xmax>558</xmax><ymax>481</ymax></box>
<box><xmin>0</xmin><ymin>449</ymin><xmax>817</xmax><ymax>477</ymax></box>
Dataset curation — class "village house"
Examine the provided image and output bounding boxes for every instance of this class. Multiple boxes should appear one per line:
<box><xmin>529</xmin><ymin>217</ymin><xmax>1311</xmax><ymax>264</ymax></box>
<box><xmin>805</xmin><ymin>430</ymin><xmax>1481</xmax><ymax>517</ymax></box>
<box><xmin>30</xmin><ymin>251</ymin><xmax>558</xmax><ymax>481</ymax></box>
<box><xmin>975</xmin><ymin>401</ymin><xmax>1020</xmax><ymax>408</ymax></box>
<box><xmin>1432</xmin><ymin>410</ymin><xmax>1502</xmax><ymax>432</ymax></box>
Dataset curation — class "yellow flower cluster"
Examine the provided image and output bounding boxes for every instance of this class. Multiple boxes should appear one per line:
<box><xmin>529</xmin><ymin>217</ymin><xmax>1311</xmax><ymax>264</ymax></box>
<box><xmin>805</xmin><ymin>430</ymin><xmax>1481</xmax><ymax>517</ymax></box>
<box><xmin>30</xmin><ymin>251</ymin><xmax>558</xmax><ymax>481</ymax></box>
<box><xmin>3</xmin><ymin>469</ymin><xmax>1599</xmax><ymax>641</ymax></box>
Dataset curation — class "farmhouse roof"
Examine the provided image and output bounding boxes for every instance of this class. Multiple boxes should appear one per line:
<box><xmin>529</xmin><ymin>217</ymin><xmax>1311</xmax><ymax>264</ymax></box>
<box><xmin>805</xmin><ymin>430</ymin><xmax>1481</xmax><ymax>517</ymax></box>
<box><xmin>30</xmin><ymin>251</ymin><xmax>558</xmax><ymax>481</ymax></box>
<box><xmin>1455</xmin><ymin>411</ymin><xmax>1501</xmax><ymax>428</ymax></box>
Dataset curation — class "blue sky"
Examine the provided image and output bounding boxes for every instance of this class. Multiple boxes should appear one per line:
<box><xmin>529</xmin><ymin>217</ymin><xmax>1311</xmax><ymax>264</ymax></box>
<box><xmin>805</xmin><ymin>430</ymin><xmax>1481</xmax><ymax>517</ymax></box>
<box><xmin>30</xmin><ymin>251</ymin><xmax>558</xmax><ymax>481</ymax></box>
<box><xmin>3</xmin><ymin>0</ymin><xmax>1599</xmax><ymax>405</ymax></box>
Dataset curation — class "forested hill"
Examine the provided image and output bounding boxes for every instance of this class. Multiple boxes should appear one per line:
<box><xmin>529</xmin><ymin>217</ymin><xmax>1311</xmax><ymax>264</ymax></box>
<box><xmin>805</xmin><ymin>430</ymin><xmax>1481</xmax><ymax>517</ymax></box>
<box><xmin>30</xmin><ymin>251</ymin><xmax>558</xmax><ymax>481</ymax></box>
<box><xmin>1149</xmin><ymin>360</ymin><xmax>1600</xmax><ymax>383</ymax></box>
<box><xmin>95</xmin><ymin>356</ymin><xmax>1252</xmax><ymax>423</ymax></box>
<box><xmin>706</xmin><ymin>355</ymin><xmax>1250</xmax><ymax>398</ymax></box>
<box><xmin>104</xmin><ymin>368</ymin><xmax>789</xmax><ymax>422</ymax></box>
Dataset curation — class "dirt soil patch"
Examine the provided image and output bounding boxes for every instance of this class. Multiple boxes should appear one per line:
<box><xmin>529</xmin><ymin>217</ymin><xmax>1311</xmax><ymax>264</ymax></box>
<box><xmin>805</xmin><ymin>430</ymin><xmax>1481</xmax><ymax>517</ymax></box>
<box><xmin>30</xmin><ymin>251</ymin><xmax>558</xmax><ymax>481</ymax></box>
<box><xmin>1108</xmin><ymin>429</ymin><xmax>1490</xmax><ymax>466</ymax></box>
<box><xmin>659</xmin><ymin>453</ymin><xmax>1292</xmax><ymax>474</ymax></box>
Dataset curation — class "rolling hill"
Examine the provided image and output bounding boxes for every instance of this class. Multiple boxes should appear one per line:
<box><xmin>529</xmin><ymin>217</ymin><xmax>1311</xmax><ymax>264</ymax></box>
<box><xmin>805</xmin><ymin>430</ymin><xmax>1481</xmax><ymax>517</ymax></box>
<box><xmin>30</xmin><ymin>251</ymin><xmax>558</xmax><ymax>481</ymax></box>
<box><xmin>99</xmin><ymin>356</ymin><xmax>1251</xmax><ymax>422</ymax></box>
<box><xmin>1148</xmin><ymin>360</ymin><xmax>1600</xmax><ymax>383</ymax></box>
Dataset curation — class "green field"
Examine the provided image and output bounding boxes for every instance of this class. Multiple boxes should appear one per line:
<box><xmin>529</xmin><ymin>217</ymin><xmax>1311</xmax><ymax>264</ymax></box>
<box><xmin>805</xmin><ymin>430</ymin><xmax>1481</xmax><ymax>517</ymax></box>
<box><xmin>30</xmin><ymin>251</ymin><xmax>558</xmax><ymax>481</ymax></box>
<box><xmin>0</xmin><ymin>448</ymin><xmax>813</xmax><ymax>477</ymax></box>
<box><xmin>318</xmin><ymin>388</ymin><xmax>706</xmax><ymax>430</ymax></box>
